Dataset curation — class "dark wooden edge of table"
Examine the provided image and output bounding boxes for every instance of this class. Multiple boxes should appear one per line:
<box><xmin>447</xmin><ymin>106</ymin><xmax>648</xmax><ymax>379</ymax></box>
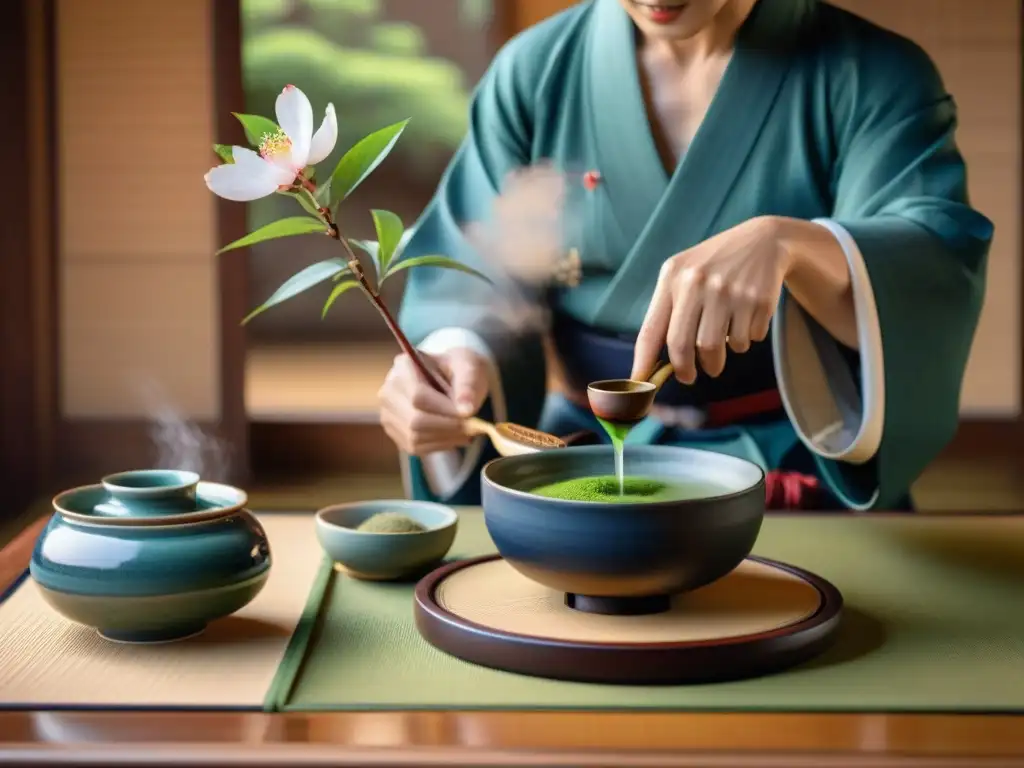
<box><xmin>3</xmin><ymin>511</ymin><xmax>1024</xmax><ymax>768</ymax></box>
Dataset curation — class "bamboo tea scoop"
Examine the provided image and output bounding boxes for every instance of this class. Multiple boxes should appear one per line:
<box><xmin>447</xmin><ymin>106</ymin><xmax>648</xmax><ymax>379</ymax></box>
<box><xmin>463</xmin><ymin>417</ymin><xmax>568</xmax><ymax>456</ymax></box>
<box><xmin>413</xmin><ymin>348</ymin><xmax>572</xmax><ymax>456</ymax></box>
<box><xmin>586</xmin><ymin>362</ymin><xmax>676</xmax><ymax>425</ymax></box>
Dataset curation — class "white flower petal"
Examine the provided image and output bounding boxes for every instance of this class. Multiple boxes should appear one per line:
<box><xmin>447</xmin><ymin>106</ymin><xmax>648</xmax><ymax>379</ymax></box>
<box><xmin>205</xmin><ymin>164</ymin><xmax>279</xmax><ymax>201</ymax></box>
<box><xmin>306</xmin><ymin>103</ymin><xmax>338</xmax><ymax>166</ymax></box>
<box><xmin>204</xmin><ymin>147</ymin><xmax>294</xmax><ymax>201</ymax></box>
<box><xmin>233</xmin><ymin>146</ymin><xmax>295</xmax><ymax>185</ymax></box>
<box><xmin>275</xmin><ymin>85</ymin><xmax>313</xmax><ymax>169</ymax></box>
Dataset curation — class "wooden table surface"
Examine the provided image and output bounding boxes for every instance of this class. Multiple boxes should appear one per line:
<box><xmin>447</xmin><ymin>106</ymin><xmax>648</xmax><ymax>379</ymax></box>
<box><xmin>3</xmin><ymin>511</ymin><xmax>1024</xmax><ymax>768</ymax></box>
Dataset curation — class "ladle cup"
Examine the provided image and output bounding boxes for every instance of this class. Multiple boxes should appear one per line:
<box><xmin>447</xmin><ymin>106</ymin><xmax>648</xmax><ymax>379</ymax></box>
<box><xmin>587</xmin><ymin>362</ymin><xmax>676</xmax><ymax>425</ymax></box>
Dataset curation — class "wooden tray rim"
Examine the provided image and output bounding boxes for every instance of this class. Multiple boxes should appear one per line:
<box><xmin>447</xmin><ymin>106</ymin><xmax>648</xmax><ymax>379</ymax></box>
<box><xmin>414</xmin><ymin>553</ymin><xmax>843</xmax><ymax>651</ymax></box>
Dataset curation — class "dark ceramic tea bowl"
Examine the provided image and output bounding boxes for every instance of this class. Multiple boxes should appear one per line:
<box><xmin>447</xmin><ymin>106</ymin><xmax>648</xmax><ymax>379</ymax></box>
<box><xmin>30</xmin><ymin>469</ymin><xmax>271</xmax><ymax>643</ymax></box>
<box><xmin>481</xmin><ymin>445</ymin><xmax>765</xmax><ymax>615</ymax></box>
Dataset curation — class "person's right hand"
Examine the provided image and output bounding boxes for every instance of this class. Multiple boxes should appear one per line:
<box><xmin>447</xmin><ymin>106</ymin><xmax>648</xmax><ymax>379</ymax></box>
<box><xmin>378</xmin><ymin>347</ymin><xmax>491</xmax><ymax>456</ymax></box>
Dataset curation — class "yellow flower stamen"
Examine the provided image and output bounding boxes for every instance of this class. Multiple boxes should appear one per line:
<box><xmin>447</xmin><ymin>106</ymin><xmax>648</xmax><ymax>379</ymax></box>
<box><xmin>259</xmin><ymin>130</ymin><xmax>292</xmax><ymax>162</ymax></box>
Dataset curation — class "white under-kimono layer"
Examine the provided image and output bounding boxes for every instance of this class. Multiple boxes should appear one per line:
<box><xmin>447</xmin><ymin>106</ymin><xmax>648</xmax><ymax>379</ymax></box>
<box><xmin>412</xmin><ymin>219</ymin><xmax>885</xmax><ymax>509</ymax></box>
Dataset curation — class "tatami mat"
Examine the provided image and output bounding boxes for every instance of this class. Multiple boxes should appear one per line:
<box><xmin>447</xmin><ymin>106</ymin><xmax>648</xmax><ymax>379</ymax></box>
<box><xmin>0</xmin><ymin>513</ymin><xmax>321</xmax><ymax>709</ymax></box>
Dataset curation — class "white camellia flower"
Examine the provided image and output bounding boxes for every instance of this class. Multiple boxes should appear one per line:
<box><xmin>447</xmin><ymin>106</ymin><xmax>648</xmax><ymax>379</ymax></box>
<box><xmin>205</xmin><ymin>85</ymin><xmax>337</xmax><ymax>202</ymax></box>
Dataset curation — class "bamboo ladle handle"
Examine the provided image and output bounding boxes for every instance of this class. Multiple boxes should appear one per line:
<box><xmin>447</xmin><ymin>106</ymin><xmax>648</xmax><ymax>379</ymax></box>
<box><xmin>645</xmin><ymin>361</ymin><xmax>676</xmax><ymax>392</ymax></box>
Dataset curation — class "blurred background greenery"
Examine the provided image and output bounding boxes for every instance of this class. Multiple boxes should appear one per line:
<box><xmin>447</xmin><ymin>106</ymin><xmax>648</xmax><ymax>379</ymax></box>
<box><xmin>241</xmin><ymin>0</ymin><xmax>496</xmax><ymax>341</ymax></box>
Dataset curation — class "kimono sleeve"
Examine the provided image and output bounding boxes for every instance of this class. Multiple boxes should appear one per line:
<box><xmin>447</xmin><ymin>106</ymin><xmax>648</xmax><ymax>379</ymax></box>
<box><xmin>772</xmin><ymin>39</ymin><xmax>994</xmax><ymax>510</ymax></box>
<box><xmin>395</xmin><ymin>42</ymin><xmax>550</xmax><ymax>504</ymax></box>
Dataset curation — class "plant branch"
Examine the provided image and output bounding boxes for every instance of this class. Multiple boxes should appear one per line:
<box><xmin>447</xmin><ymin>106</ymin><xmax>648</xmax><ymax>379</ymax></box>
<box><xmin>296</xmin><ymin>181</ymin><xmax>451</xmax><ymax>396</ymax></box>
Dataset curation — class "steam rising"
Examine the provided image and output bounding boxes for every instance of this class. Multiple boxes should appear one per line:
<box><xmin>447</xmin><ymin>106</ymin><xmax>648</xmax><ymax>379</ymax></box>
<box><xmin>458</xmin><ymin>164</ymin><xmax>585</xmax><ymax>338</ymax></box>
<box><xmin>135</xmin><ymin>376</ymin><xmax>232</xmax><ymax>482</ymax></box>
<box><xmin>466</xmin><ymin>165</ymin><xmax>573</xmax><ymax>284</ymax></box>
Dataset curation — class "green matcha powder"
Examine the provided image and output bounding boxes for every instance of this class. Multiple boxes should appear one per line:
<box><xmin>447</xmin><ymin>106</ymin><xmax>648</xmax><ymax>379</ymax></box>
<box><xmin>356</xmin><ymin>511</ymin><xmax>426</xmax><ymax>533</ymax></box>
<box><xmin>530</xmin><ymin>475</ymin><xmax>701</xmax><ymax>503</ymax></box>
<box><xmin>528</xmin><ymin>411</ymin><xmax>721</xmax><ymax>502</ymax></box>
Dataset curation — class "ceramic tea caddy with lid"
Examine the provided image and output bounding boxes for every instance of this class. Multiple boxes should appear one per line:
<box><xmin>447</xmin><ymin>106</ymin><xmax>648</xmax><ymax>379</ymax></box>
<box><xmin>30</xmin><ymin>469</ymin><xmax>271</xmax><ymax>643</ymax></box>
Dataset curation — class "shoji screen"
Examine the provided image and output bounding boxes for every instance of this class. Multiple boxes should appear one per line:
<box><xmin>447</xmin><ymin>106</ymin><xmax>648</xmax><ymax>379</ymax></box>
<box><xmin>56</xmin><ymin>0</ymin><xmax>220</xmax><ymax>420</ymax></box>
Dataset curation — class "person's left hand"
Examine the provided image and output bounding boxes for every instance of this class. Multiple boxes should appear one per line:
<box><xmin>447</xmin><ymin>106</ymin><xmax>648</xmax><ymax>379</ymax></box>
<box><xmin>631</xmin><ymin>216</ymin><xmax>793</xmax><ymax>385</ymax></box>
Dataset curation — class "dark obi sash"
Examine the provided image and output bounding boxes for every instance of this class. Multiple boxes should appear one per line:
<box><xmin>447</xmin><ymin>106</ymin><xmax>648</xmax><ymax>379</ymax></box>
<box><xmin>550</xmin><ymin>313</ymin><xmax>786</xmax><ymax>428</ymax></box>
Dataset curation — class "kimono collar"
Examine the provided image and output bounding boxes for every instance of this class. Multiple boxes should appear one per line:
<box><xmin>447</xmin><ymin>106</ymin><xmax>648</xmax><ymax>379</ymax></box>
<box><xmin>584</xmin><ymin>0</ymin><xmax>818</xmax><ymax>329</ymax></box>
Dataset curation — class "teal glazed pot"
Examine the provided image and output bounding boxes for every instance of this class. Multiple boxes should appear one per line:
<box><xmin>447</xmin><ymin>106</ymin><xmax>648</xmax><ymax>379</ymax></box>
<box><xmin>481</xmin><ymin>445</ymin><xmax>765</xmax><ymax>615</ymax></box>
<box><xmin>30</xmin><ymin>470</ymin><xmax>271</xmax><ymax>643</ymax></box>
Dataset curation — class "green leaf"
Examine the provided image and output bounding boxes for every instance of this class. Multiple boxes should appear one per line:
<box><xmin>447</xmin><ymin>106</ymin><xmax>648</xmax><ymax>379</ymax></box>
<box><xmin>242</xmin><ymin>259</ymin><xmax>349</xmax><ymax>325</ymax></box>
<box><xmin>348</xmin><ymin>238</ymin><xmax>377</xmax><ymax>258</ymax></box>
<box><xmin>370</xmin><ymin>210</ymin><xmax>404</xmax><ymax>275</ymax></box>
<box><xmin>280</xmin><ymin>190</ymin><xmax>322</xmax><ymax>218</ymax></box>
<box><xmin>321</xmin><ymin>280</ymin><xmax>361</xmax><ymax>319</ymax></box>
<box><xmin>347</xmin><ymin>239</ymin><xmax>380</xmax><ymax>277</ymax></box>
<box><xmin>232</xmin><ymin>112</ymin><xmax>280</xmax><ymax>146</ymax></box>
<box><xmin>348</xmin><ymin>229</ymin><xmax>414</xmax><ymax>274</ymax></box>
<box><xmin>384</xmin><ymin>254</ymin><xmax>491</xmax><ymax>284</ymax></box>
<box><xmin>213</xmin><ymin>144</ymin><xmax>235</xmax><ymax>163</ymax></box>
<box><xmin>217</xmin><ymin>216</ymin><xmax>326</xmax><ymax>255</ymax></box>
<box><xmin>303</xmin><ymin>165</ymin><xmax>316</xmax><ymax>180</ymax></box>
<box><xmin>314</xmin><ymin>178</ymin><xmax>332</xmax><ymax>207</ymax></box>
<box><xmin>328</xmin><ymin>119</ymin><xmax>409</xmax><ymax>207</ymax></box>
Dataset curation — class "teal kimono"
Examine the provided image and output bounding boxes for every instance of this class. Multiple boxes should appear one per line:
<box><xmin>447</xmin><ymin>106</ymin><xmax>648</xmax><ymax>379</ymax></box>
<box><xmin>395</xmin><ymin>0</ymin><xmax>993</xmax><ymax>510</ymax></box>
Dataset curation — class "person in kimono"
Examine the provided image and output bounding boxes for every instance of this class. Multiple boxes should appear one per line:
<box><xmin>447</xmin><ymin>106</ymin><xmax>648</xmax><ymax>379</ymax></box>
<box><xmin>378</xmin><ymin>0</ymin><xmax>993</xmax><ymax>511</ymax></box>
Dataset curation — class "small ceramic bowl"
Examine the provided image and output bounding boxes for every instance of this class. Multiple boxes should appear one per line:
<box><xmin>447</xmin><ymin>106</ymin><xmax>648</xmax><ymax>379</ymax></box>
<box><xmin>315</xmin><ymin>500</ymin><xmax>458</xmax><ymax>581</ymax></box>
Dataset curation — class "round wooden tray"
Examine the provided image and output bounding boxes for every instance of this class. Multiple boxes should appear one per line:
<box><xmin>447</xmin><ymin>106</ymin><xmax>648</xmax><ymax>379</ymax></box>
<box><xmin>414</xmin><ymin>554</ymin><xmax>843</xmax><ymax>685</ymax></box>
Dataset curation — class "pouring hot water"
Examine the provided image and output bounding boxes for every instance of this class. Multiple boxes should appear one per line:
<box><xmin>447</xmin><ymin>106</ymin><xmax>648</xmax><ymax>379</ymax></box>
<box><xmin>407</xmin><ymin>349</ymin><xmax>689</xmax><ymax>501</ymax></box>
<box><xmin>584</xmin><ymin>361</ymin><xmax>677</xmax><ymax>495</ymax></box>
